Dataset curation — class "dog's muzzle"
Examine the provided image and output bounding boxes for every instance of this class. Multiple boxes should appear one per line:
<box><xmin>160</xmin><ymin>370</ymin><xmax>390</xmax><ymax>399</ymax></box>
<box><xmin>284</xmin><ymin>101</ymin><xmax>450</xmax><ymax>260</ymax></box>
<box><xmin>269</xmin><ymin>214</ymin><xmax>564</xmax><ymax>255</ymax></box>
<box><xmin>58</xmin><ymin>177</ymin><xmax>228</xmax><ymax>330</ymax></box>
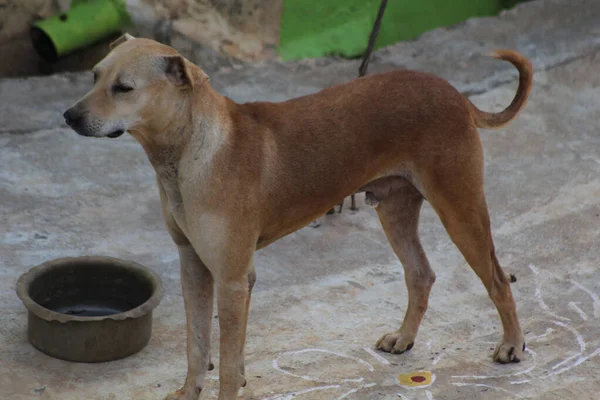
<box><xmin>63</xmin><ymin>108</ymin><xmax>124</xmax><ymax>139</ymax></box>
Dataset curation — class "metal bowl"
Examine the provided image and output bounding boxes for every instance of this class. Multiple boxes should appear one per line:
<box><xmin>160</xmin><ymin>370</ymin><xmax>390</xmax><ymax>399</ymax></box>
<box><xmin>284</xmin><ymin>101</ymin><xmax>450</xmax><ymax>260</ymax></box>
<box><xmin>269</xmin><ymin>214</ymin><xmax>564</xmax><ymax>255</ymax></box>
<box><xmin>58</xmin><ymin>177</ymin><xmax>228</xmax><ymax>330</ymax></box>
<box><xmin>16</xmin><ymin>256</ymin><xmax>163</xmax><ymax>363</ymax></box>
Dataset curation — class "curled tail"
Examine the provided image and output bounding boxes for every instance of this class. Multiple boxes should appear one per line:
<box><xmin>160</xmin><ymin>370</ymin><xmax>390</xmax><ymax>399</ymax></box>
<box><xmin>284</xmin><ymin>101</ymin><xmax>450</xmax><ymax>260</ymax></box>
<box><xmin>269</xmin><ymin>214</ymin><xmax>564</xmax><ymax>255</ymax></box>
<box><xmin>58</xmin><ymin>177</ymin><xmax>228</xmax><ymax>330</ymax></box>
<box><xmin>467</xmin><ymin>50</ymin><xmax>533</xmax><ymax>129</ymax></box>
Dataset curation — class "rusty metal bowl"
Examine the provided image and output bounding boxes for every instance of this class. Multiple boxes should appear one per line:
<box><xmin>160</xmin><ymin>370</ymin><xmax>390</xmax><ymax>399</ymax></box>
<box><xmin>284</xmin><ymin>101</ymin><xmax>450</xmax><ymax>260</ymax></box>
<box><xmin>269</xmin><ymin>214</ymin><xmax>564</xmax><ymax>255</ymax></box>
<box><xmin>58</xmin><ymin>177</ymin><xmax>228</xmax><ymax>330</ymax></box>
<box><xmin>16</xmin><ymin>256</ymin><xmax>163</xmax><ymax>363</ymax></box>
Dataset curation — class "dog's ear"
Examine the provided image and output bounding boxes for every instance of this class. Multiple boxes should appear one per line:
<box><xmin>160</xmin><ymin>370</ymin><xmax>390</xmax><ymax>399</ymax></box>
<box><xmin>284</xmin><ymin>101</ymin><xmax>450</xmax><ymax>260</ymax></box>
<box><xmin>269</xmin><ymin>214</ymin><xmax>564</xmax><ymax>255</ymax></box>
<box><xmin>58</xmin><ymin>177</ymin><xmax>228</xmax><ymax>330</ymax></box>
<box><xmin>109</xmin><ymin>33</ymin><xmax>135</xmax><ymax>50</ymax></box>
<box><xmin>163</xmin><ymin>55</ymin><xmax>209</xmax><ymax>88</ymax></box>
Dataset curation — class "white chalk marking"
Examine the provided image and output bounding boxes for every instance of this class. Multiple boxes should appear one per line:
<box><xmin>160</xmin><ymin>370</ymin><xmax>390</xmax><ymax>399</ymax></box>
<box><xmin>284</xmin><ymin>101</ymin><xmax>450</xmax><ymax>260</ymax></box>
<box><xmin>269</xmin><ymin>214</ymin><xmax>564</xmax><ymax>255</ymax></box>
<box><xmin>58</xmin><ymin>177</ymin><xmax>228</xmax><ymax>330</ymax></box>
<box><xmin>451</xmin><ymin>383</ymin><xmax>524</xmax><ymax>399</ymax></box>
<box><xmin>507</xmin><ymin>349</ymin><xmax>537</xmax><ymax>384</ymax></box>
<box><xmin>548</xmin><ymin>320</ymin><xmax>585</xmax><ymax>371</ymax></box>
<box><xmin>528</xmin><ymin>264</ymin><xmax>570</xmax><ymax>321</ymax></box>
<box><xmin>425</xmin><ymin>390</ymin><xmax>434</xmax><ymax>400</ymax></box>
<box><xmin>262</xmin><ymin>385</ymin><xmax>340</xmax><ymax>400</ymax></box>
<box><xmin>569</xmin><ymin>279</ymin><xmax>600</xmax><ymax>318</ymax></box>
<box><xmin>511</xmin><ymin>347</ymin><xmax>600</xmax><ymax>384</ymax></box>
<box><xmin>552</xmin><ymin>354</ymin><xmax>580</xmax><ymax>371</ymax></box>
<box><xmin>568</xmin><ymin>302</ymin><xmax>588</xmax><ymax>321</ymax></box>
<box><xmin>272</xmin><ymin>348</ymin><xmax>374</xmax><ymax>384</ymax></box>
<box><xmin>426</xmin><ymin>340</ymin><xmax>432</xmax><ymax>350</ymax></box>
<box><xmin>337</xmin><ymin>382</ymin><xmax>376</xmax><ymax>399</ymax></box>
<box><xmin>529</xmin><ymin>266</ymin><xmax>599</xmax><ymax>319</ymax></box>
<box><xmin>363</xmin><ymin>347</ymin><xmax>390</xmax><ymax>365</ymax></box>
<box><xmin>528</xmin><ymin>327</ymin><xmax>554</xmax><ymax>342</ymax></box>
<box><xmin>525</xmin><ymin>347</ymin><xmax>538</xmax><ymax>357</ymax></box>
<box><xmin>552</xmin><ymin>320</ymin><xmax>585</xmax><ymax>354</ymax></box>
<box><xmin>552</xmin><ymin>347</ymin><xmax>600</xmax><ymax>376</ymax></box>
<box><xmin>550</xmin><ymin>320</ymin><xmax>586</xmax><ymax>371</ymax></box>
<box><xmin>432</xmin><ymin>353</ymin><xmax>443</xmax><ymax>365</ymax></box>
<box><xmin>510</xmin><ymin>378</ymin><xmax>531</xmax><ymax>385</ymax></box>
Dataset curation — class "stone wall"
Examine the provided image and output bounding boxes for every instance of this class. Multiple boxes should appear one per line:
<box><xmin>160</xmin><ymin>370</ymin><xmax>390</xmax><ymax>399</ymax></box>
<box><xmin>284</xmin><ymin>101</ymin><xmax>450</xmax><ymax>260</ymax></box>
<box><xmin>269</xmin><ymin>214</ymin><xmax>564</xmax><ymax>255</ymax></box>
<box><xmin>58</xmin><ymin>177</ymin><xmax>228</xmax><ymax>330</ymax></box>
<box><xmin>0</xmin><ymin>0</ymin><xmax>282</xmax><ymax>77</ymax></box>
<box><xmin>0</xmin><ymin>0</ymin><xmax>58</xmax><ymax>77</ymax></box>
<box><xmin>138</xmin><ymin>0</ymin><xmax>282</xmax><ymax>62</ymax></box>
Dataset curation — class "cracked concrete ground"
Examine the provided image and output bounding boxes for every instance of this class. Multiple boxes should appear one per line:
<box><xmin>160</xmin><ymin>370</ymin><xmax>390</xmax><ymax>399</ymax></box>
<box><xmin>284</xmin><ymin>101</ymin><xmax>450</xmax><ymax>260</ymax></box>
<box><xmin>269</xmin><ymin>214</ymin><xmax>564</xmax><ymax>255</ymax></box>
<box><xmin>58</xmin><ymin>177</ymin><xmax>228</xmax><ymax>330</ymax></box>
<box><xmin>1</xmin><ymin>0</ymin><xmax>600</xmax><ymax>399</ymax></box>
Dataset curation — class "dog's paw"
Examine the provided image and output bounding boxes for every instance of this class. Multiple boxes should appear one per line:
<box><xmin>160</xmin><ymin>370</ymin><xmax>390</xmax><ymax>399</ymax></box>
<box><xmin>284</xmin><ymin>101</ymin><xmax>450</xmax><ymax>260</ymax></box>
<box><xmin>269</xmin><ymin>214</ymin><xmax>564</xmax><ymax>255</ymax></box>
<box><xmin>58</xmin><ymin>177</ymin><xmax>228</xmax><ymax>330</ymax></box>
<box><xmin>164</xmin><ymin>390</ymin><xmax>184</xmax><ymax>400</ymax></box>
<box><xmin>164</xmin><ymin>386</ymin><xmax>201</xmax><ymax>400</ymax></box>
<box><xmin>164</xmin><ymin>391</ymin><xmax>182</xmax><ymax>400</ymax></box>
<box><xmin>493</xmin><ymin>340</ymin><xmax>526</xmax><ymax>363</ymax></box>
<box><xmin>375</xmin><ymin>331</ymin><xmax>415</xmax><ymax>354</ymax></box>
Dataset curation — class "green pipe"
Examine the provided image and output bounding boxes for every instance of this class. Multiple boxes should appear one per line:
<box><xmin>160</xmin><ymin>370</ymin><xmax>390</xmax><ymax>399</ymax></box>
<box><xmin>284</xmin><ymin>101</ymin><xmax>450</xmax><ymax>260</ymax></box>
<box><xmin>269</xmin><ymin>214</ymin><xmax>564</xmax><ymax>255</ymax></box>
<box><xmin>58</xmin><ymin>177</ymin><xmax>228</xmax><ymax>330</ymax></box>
<box><xmin>31</xmin><ymin>0</ymin><xmax>132</xmax><ymax>63</ymax></box>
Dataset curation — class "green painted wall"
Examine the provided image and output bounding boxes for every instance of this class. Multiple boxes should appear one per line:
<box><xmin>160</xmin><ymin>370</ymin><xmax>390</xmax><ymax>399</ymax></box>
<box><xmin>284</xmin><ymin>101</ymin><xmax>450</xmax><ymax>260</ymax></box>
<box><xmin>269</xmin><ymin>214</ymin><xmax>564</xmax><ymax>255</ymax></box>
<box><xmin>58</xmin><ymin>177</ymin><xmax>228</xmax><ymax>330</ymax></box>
<box><xmin>280</xmin><ymin>0</ymin><xmax>525</xmax><ymax>61</ymax></box>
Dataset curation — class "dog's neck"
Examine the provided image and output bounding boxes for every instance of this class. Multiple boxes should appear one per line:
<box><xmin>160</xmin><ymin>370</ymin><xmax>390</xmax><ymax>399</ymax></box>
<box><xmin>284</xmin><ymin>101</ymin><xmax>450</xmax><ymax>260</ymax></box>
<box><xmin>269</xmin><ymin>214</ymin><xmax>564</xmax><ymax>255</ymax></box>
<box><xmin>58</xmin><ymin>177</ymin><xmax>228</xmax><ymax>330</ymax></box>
<box><xmin>129</xmin><ymin>85</ymin><xmax>228</xmax><ymax>175</ymax></box>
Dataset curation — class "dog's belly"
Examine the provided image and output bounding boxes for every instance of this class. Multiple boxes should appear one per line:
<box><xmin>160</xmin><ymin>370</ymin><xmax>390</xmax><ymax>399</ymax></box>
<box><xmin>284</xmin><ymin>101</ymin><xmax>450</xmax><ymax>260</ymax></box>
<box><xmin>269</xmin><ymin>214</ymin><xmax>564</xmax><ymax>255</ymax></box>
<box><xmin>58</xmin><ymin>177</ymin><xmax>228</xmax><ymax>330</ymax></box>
<box><xmin>256</xmin><ymin>175</ymin><xmax>416</xmax><ymax>249</ymax></box>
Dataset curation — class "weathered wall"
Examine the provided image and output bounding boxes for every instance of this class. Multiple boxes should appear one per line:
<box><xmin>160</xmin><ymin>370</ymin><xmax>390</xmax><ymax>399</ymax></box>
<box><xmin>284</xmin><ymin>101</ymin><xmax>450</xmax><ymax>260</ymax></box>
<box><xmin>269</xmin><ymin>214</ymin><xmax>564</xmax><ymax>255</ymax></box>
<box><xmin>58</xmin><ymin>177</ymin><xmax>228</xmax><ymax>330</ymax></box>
<box><xmin>0</xmin><ymin>0</ymin><xmax>58</xmax><ymax>77</ymax></box>
<box><xmin>141</xmin><ymin>0</ymin><xmax>282</xmax><ymax>61</ymax></box>
<box><xmin>0</xmin><ymin>0</ymin><xmax>282</xmax><ymax>77</ymax></box>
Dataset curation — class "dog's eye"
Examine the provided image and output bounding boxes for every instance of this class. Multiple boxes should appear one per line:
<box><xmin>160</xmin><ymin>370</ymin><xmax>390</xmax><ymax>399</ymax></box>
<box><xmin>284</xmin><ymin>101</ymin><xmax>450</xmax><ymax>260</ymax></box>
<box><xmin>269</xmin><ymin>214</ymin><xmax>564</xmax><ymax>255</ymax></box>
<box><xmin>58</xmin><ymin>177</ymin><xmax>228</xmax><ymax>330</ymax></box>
<box><xmin>112</xmin><ymin>84</ymin><xmax>134</xmax><ymax>94</ymax></box>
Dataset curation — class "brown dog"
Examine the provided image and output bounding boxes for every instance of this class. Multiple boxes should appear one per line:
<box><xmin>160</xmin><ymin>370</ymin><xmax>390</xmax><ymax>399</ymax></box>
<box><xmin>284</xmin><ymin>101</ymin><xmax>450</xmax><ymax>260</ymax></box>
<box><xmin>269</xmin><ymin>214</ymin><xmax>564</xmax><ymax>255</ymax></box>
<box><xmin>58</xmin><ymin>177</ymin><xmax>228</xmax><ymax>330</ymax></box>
<box><xmin>64</xmin><ymin>34</ymin><xmax>532</xmax><ymax>399</ymax></box>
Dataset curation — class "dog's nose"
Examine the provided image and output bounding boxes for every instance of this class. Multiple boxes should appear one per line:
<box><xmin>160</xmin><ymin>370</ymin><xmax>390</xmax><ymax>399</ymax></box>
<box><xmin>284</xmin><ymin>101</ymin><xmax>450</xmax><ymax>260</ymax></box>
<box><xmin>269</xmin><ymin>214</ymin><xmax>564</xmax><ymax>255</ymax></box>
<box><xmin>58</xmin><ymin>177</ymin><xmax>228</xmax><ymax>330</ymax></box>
<box><xmin>63</xmin><ymin>108</ymin><xmax>82</xmax><ymax>126</ymax></box>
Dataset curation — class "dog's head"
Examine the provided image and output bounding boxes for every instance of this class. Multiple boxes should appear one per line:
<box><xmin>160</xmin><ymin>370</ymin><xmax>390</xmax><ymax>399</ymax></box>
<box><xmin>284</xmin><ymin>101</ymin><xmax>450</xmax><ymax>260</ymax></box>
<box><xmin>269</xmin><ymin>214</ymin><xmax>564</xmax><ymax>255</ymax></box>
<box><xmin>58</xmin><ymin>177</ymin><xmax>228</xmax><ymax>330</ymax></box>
<box><xmin>63</xmin><ymin>34</ymin><xmax>207</xmax><ymax>139</ymax></box>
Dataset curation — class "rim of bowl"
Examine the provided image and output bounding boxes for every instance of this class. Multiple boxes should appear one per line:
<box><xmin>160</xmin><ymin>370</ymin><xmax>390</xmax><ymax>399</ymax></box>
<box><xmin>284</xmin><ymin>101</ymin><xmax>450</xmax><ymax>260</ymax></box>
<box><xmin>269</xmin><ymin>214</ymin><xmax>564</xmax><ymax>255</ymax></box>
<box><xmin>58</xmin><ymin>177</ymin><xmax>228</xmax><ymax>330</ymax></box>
<box><xmin>16</xmin><ymin>256</ymin><xmax>164</xmax><ymax>323</ymax></box>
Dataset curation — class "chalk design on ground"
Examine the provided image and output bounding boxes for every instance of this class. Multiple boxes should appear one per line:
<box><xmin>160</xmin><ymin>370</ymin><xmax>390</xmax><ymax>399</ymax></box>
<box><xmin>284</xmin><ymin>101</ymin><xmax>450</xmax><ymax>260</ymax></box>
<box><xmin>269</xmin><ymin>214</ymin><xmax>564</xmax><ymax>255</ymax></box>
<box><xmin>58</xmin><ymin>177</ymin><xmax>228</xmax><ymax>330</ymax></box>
<box><xmin>268</xmin><ymin>348</ymin><xmax>376</xmax><ymax>399</ymax></box>
<box><xmin>448</xmin><ymin>263</ymin><xmax>599</xmax><ymax>395</ymax></box>
<box><xmin>269</xmin><ymin>346</ymin><xmax>441</xmax><ymax>399</ymax></box>
<box><xmin>568</xmin><ymin>301</ymin><xmax>588</xmax><ymax>321</ymax></box>
<box><xmin>529</xmin><ymin>263</ymin><xmax>570</xmax><ymax>321</ymax></box>
<box><xmin>363</xmin><ymin>346</ymin><xmax>391</xmax><ymax>365</ymax></box>
<box><xmin>264</xmin><ymin>264</ymin><xmax>598</xmax><ymax>399</ymax></box>
<box><xmin>272</xmin><ymin>348</ymin><xmax>374</xmax><ymax>384</ymax></box>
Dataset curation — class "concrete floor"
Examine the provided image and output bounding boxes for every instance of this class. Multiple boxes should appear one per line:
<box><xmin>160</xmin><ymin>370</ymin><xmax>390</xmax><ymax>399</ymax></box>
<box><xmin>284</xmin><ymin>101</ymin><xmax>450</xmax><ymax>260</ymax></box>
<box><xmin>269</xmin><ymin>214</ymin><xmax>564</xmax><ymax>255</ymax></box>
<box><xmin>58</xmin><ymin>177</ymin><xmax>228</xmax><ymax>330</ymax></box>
<box><xmin>2</xmin><ymin>0</ymin><xmax>600</xmax><ymax>399</ymax></box>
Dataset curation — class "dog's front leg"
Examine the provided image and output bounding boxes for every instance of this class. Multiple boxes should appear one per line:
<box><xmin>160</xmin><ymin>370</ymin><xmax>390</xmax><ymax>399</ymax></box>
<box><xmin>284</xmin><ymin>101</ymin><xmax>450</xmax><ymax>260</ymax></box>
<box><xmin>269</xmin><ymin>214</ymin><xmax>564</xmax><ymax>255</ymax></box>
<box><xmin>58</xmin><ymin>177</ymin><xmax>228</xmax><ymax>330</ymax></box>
<box><xmin>216</xmin><ymin>260</ymin><xmax>255</xmax><ymax>400</ymax></box>
<box><xmin>166</xmin><ymin>245</ymin><xmax>214</xmax><ymax>400</ymax></box>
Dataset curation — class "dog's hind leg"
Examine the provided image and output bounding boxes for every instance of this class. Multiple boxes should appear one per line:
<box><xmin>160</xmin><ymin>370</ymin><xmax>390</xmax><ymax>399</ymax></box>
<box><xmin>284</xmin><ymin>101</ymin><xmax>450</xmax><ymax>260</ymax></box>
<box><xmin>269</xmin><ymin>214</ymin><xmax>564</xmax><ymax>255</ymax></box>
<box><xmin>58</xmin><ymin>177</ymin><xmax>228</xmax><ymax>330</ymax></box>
<box><xmin>375</xmin><ymin>183</ymin><xmax>436</xmax><ymax>354</ymax></box>
<box><xmin>421</xmin><ymin>129</ymin><xmax>524</xmax><ymax>363</ymax></box>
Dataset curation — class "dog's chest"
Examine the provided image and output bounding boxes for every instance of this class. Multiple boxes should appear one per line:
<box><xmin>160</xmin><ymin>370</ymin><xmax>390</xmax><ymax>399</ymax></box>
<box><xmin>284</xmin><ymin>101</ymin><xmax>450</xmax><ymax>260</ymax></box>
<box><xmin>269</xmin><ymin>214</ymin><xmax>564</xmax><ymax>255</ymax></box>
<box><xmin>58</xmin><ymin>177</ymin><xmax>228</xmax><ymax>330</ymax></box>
<box><xmin>162</xmin><ymin>179</ymin><xmax>184</xmax><ymax>212</ymax></box>
<box><xmin>156</xmin><ymin>164</ymin><xmax>186</xmax><ymax>221</ymax></box>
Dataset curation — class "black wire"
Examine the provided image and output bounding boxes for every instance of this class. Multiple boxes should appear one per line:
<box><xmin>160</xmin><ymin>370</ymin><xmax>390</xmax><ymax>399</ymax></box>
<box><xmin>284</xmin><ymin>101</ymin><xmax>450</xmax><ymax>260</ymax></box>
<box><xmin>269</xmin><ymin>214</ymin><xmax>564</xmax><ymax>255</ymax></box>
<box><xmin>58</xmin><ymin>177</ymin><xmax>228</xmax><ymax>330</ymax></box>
<box><xmin>359</xmin><ymin>0</ymin><xmax>389</xmax><ymax>78</ymax></box>
<box><xmin>345</xmin><ymin>0</ymin><xmax>388</xmax><ymax>212</ymax></box>
<box><xmin>333</xmin><ymin>0</ymin><xmax>389</xmax><ymax>214</ymax></box>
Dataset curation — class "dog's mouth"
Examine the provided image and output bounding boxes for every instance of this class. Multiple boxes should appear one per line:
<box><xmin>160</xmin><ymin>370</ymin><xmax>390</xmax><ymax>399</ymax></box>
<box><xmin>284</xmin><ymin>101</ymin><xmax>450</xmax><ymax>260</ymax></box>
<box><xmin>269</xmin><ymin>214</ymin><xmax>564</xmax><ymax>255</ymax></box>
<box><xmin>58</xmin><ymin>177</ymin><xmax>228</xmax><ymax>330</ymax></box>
<box><xmin>107</xmin><ymin>129</ymin><xmax>125</xmax><ymax>139</ymax></box>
